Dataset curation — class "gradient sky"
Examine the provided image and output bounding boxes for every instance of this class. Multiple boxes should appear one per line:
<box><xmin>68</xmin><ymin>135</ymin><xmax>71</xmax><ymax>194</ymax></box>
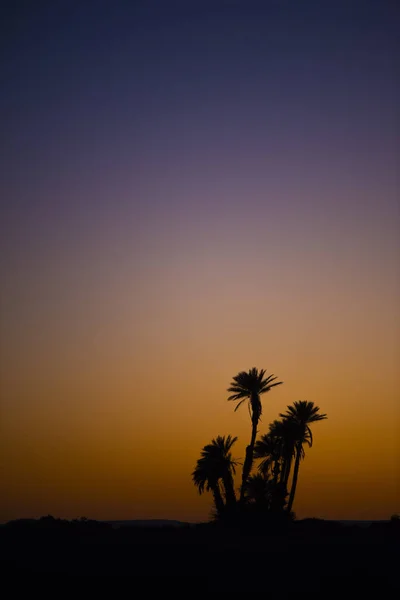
<box><xmin>1</xmin><ymin>0</ymin><xmax>399</xmax><ymax>523</ymax></box>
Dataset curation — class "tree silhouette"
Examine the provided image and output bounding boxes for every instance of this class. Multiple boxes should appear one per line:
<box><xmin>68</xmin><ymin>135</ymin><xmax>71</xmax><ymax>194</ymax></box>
<box><xmin>268</xmin><ymin>418</ymin><xmax>305</xmax><ymax>488</ymax></box>
<box><xmin>279</xmin><ymin>401</ymin><xmax>327</xmax><ymax>513</ymax></box>
<box><xmin>227</xmin><ymin>368</ymin><xmax>283</xmax><ymax>504</ymax></box>
<box><xmin>192</xmin><ymin>435</ymin><xmax>239</xmax><ymax>516</ymax></box>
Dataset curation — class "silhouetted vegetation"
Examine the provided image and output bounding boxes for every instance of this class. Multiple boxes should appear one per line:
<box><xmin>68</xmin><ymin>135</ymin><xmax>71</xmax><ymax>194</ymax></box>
<box><xmin>227</xmin><ymin>368</ymin><xmax>283</xmax><ymax>504</ymax></box>
<box><xmin>192</xmin><ymin>435</ymin><xmax>239</xmax><ymax>517</ymax></box>
<box><xmin>193</xmin><ymin>368</ymin><xmax>327</xmax><ymax>523</ymax></box>
<box><xmin>280</xmin><ymin>400</ymin><xmax>327</xmax><ymax>511</ymax></box>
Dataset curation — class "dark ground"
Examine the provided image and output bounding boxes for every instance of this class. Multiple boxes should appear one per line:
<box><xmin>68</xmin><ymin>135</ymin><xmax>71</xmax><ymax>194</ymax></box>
<box><xmin>1</xmin><ymin>516</ymin><xmax>398</xmax><ymax>593</ymax></box>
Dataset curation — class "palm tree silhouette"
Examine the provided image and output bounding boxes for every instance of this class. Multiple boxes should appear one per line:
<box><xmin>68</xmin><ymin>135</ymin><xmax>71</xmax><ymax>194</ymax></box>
<box><xmin>269</xmin><ymin>418</ymin><xmax>305</xmax><ymax>488</ymax></box>
<box><xmin>279</xmin><ymin>401</ymin><xmax>327</xmax><ymax>513</ymax></box>
<box><xmin>192</xmin><ymin>435</ymin><xmax>239</xmax><ymax>515</ymax></box>
<box><xmin>227</xmin><ymin>367</ymin><xmax>283</xmax><ymax>504</ymax></box>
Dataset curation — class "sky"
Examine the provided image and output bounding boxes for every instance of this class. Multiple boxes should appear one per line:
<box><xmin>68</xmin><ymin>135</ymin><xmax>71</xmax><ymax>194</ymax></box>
<box><xmin>1</xmin><ymin>0</ymin><xmax>399</xmax><ymax>523</ymax></box>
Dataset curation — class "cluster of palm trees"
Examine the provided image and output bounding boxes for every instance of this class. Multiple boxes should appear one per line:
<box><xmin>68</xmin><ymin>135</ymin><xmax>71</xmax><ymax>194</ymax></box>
<box><xmin>192</xmin><ymin>367</ymin><xmax>327</xmax><ymax>519</ymax></box>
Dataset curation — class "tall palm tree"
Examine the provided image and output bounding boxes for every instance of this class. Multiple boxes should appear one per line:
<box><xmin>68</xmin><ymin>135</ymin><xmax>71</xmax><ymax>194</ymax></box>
<box><xmin>268</xmin><ymin>418</ymin><xmax>304</xmax><ymax>488</ymax></box>
<box><xmin>254</xmin><ymin>422</ymin><xmax>300</xmax><ymax>513</ymax></box>
<box><xmin>192</xmin><ymin>435</ymin><xmax>239</xmax><ymax>515</ymax></box>
<box><xmin>227</xmin><ymin>367</ymin><xmax>283</xmax><ymax>503</ymax></box>
<box><xmin>280</xmin><ymin>401</ymin><xmax>327</xmax><ymax>513</ymax></box>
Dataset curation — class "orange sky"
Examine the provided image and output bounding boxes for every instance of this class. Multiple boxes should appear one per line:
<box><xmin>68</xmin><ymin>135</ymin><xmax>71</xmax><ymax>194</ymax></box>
<box><xmin>1</xmin><ymin>264</ymin><xmax>399</xmax><ymax>521</ymax></box>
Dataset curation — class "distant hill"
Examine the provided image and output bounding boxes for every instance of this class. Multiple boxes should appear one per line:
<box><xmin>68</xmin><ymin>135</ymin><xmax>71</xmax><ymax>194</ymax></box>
<box><xmin>337</xmin><ymin>520</ymin><xmax>390</xmax><ymax>528</ymax></box>
<box><xmin>104</xmin><ymin>519</ymin><xmax>192</xmax><ymax>529</ymax></box>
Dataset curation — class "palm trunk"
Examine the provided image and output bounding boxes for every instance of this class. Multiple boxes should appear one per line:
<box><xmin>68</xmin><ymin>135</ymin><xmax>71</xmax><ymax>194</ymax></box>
<box><xmin>286</xmin><ymin>443</ymin><xmax>302</xmax><ymax>513</ymax></box>
<box><xmin>223</xmin><ymin>473</ymin><xmax>237</xmax><ymax>508</ymax></box>
<box><xmin>212</xmin><ymin>484</ymin><xmax>225</xmax><ymax>516</ymax></box>
<box><xmin>283</xmin><ymin>454</ymin><xmax>293</xmax><ymax>487</ymax></box>
<box><xmin>239</xmin><ymin>417</ymin><xmax>258</xmax><ymax>504</ymax></box>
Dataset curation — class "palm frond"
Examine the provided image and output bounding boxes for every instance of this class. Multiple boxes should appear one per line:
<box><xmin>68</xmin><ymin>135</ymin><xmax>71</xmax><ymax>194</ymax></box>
<box><xmin>234</xmin><ymin>398</ymin><xmax>247</xmax><ymax>412</ymax></box>
<box><xmin>227</xmin><ymin>367</ymin><xmax>283</xmax><ymax>414</ymax></box>
<box><xmin>192</xmin><ymin>434</ymin><xmax>239</xmax><ymax>494</ymax></box>
<box><xmin>278</xmin><ymin>401</ymin><xmax>327</xmax><ymax>456</ymax></box>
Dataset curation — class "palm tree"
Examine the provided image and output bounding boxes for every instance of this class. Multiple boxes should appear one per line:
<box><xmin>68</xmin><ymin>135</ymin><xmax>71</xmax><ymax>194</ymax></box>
<box><xmin>192</xmin><ymin>435</ymin><xmax>239</xmax><ymax>515</ymax></box>
<box><xmin>280</xmin><ymin>401</ymin><xmax>327</xmax><ymax>513</ymax></box>
<box><xmin>268</xmin><ymin>418</ymin><xmax>303</xmax><ymax>488</ymax></box>
<box><xmin>192</xmin><ymin>461</ymin><xmax>225</xmax><ymax>516</ymax></box>
<box><xmin>227</xmin><ymin>367</ymin><xmax>283</xmax><ymax>504</ymax></box>
<box><xmin>254</xmin><ymin>423</ymin><xmax>299</xmax><ymax>513</ymax></box>
<box><xmin>204</xmin><ymin>435</ymin><xmax>239</xmax><ymax>508</ymax></box>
